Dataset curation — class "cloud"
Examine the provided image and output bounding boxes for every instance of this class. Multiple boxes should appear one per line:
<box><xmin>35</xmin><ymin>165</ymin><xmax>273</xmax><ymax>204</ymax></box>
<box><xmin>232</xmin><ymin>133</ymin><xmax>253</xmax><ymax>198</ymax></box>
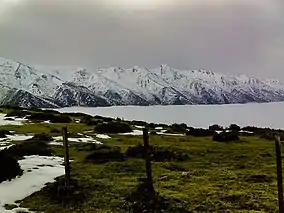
<box><xmin>0</xmin><ymin>0</ymin><xmax>283</xmax><ymax>80</ymax></box>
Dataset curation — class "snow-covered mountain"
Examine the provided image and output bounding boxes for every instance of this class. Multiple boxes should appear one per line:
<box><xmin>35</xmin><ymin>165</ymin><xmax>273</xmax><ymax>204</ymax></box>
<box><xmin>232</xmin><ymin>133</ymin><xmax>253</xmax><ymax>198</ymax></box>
<box><xmin>1</xmin><ymin>57</ymin><xmax>284</xmax><ymax>108</ymax></box>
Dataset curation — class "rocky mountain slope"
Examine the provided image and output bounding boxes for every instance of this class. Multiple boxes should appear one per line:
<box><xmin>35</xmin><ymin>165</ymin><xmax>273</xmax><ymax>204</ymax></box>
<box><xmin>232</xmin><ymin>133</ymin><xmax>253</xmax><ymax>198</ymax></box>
<box><xmin>1</xmin><ymin>57</ymin><xmax>284</xmax><ymax>108</ymax></box>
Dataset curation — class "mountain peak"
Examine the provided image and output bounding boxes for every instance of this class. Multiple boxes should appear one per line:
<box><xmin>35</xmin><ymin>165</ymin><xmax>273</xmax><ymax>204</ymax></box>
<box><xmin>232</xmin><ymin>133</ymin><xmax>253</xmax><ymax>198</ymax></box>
<box><xmin>0</xmin><ymin>56</ymin><xmax>284</xmax><ymax>108</ymax></box>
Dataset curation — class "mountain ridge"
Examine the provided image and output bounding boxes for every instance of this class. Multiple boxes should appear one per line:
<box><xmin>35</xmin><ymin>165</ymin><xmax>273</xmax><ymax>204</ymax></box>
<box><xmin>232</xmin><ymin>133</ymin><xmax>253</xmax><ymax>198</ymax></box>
<box><xmin>1</xmin><ymin>57</ymin><xmax>284</xmax><ymax>108</ymax></box>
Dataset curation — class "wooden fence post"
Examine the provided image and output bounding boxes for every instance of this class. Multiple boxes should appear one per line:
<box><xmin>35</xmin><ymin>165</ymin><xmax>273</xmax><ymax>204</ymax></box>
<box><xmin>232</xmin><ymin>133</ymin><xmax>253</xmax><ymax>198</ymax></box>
<box><xmin>143</xmin><ymin>128</ymin><xmax>154</xmax><ymax>192</ymax></box>
<box><xmin>62</xmin><ymin>126</ymin><xmax>70</xmax><ymax>186</ymax></box>
<box><xmin>275</xmin><ymin>135</ymin><xmax>284</xmax><ymax>213</ymax></box>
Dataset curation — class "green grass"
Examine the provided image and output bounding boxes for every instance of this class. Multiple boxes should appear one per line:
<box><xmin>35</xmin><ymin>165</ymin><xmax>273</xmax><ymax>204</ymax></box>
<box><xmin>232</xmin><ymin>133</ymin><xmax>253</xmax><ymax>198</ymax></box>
<box><xmin>18</xmin><ymin>132</ymin><xmax>279</xmax><ymax>213</ymax></box>
<box><xmin>0</xmin><ymin>108</ymin><xmax>279</xmax><ymax>212</ymax></box>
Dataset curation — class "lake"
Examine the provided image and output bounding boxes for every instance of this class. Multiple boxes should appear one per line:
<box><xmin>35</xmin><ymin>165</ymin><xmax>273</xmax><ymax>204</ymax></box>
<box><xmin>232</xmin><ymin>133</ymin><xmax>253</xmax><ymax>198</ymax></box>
<box><xmin>56</xmin><ymin>102</ymin><xmax>284</xmax><ymax>129</ymax></box>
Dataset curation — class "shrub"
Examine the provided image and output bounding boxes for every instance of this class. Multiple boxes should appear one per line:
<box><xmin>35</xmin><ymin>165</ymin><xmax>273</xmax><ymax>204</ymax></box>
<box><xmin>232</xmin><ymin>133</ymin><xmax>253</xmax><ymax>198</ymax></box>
<box><xmin>85</xmin><ymin>146</ymin><xmax>125</xmax><ymax>163</ymax></box>
<box><xmin>4</xmin><ymin>141</ymin><xmax>52</xmax><ymax>158</ymax></box>
<box><xmin>186</xmin><ymin>128</ymin><xmax>214</xmax><ymax>137</ymax></box>
<box><xmin>126</xmin><ymin>144</ymin><xmax>190</xmax><ymax>162</ymax></box>
<box><xmin>50</xmin><ymin>115</ymin><xmax>72</xmax><ymax>123</ymax></box>
<box><xmin>169</xmin><ymin>123</ymin><xmax>187</xmax><ymax>133</ymax></box>
<box><xmin>213</xmin><ymin>131</ymin><xmax>239</xmax><ymax>142</ymax></box>
<box><xmin>26</xmin><ymin>113</ymin><xmax>72</xmax><ymax>123</ymax></box>
<box><xmin>80</xmin><ymin>116</ymin><xmax>99</xmax><ymax>125</ymax></box>
<box><xmin>76</xmin><ymin>143</ymin><xmax>112</xmax><ymax>152</ymax></box>
<box><xmin>0</xmin><ymin>129</ymin><xmax>12</xmax><ymax>138</ymax></box>
<box><xmin>0</xmin><ymin>151</ymin><xmax>23</xmax><ymax>183</ymax></box>
<box><xmin>94</xmin><ymin>115</ymin><xmax>114</xmax><ymax>122</ymax></box>
<box><xmin>124</xmin><ymin>179</ymin><xmax>190</xmax><ymax>213</ymax></box>
<box><xmin>41</xmin><ymin>109</ymin><xmax>61</xmax><ymax>115</ymax></box>
<box><xmin>28</xmin><ymin>133</ymin><xmax>53</xmax><ymax>142</ymax></box>
<box><xmin>94</xmin><ymin>121</ymin><xmax>132</xmax><ymax>134</ymax></box>
<box><xmin>0</xmin><ymin>132</ymin><xmax>5</xmax><ymax>138</ymax></box>
<box><xmin>147</xmin><ymin>123</ymin><xmax>157</xmax><ymax>129</ymax></box>
<box><xmin>228</xmin><ymin>124</ymin><xmax>241</xmax><ymax>132</ymax></box>
<box><xmin>131</xmin><ymin>120</ymin><xmax>148</xmax><ymax>127</ymax></box>
<box><xmin>38</xmin><ymin>177</ymin><xmax>88</xmax><ymax>206</ymax></box>
<box><xmin>158</xmin><ymin>123</ymin><xmax>169</xmax><ymax>128</ymax></box>
<box><xmin>63</xmin><ymin>112</ymin><xmax>91</xmax><ymax>118</ymax></box>
<box><xmin>209</xmin><ymin>124</ymin><xmax>223</xmax><ymax>131</ymax></box>
<box><xmin>242</xmin><ymin>126</ymin><xmax>259</xmax><ymax>132</ymax></box>
<box><xmin>50</xmin><ymin>128</ymin><xmax>61</xmax><ymax>134</ymax></box>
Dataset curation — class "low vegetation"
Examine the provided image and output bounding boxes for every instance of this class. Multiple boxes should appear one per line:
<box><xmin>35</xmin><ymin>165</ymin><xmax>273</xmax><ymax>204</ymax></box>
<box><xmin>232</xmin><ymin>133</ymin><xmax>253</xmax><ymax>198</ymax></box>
<box><xmin>124</xmin><ymin>179</ymin><xmax>190</xmax><ymax>213</ymax></box>
<box><xmin>39</xmin><ymin>177</ymin><xmax>89</xmax><ymax>207</ymax></box>
<box><xmin>213</xmin><ymin>131</ymin><xmax>240</xmax><ymax>142</ymax></box>
<box><xmin>186</xmin><ymin>127</ymin><xmax>214</xmax><ymax>137</ymax></box>
<box><xmin>26</xmin><ymin>112</ymin><xmax>72</xmax><ymax>123</ymax></box>
<box><xmin>3</xmin><ymin>141</ymin><xmax>52</xmax><ymax>159</ymax></box>
<box><xmin>94</xmin><ymin>121</ymin><xmax>132</xmax><ymax>134</ymax></box>
<box><xmin>209</xmin><ymin>124</ymin><xmax>223</xmax><ymax>131</ymax></box>
<box><xmin>85</xmin><ymin>145</ymin><xmax>125</xmax><ymax>163</ymax></box>
<box><xmin>0</xmin><ymin>151</ymin><xmax>23</xmax><ymax>183</ymax></box>
<box><xmin>0</xmin><ymin>129</ymin><xmax>12</xmax><ymax>138</ymax></box>
<box><xmin>126</xmin><ymin>144</ymin><xmax>190</xmax><ymax>162</ymax></box>
<box><xmin>0</xmin><ymin>106</ymin><xmax>282</xmax><ymax>212</ymax></box>
<box><xmin>28</xmin><ymin>133</ymin><xmax>54</xmax><ymax>142</ymax></box>
<box><xmin>228</xmin><ymin>124</ymin><xmax>241</xmax><ymax>131</ymax></box>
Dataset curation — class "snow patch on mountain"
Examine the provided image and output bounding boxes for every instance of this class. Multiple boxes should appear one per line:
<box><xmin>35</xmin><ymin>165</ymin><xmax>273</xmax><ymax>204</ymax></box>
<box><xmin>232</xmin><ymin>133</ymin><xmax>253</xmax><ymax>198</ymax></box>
<box><xmin>1</xmin><ymin>57</ymin><xmax>284</xmax><ymax>108</ymax></box>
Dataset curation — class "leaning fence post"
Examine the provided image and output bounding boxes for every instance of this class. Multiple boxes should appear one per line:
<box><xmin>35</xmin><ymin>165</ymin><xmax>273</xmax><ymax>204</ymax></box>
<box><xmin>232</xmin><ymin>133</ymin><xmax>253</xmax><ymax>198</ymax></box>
<box><xmin>62</xmin><ymin>126</ymin><xmax>70</xmax><ymax>186</ymax></box>
<box><xmin>275</xmin><ymin>135</ymin><xmax>284</xmax><ymax>213</ymax></box>
<box><xmin>143</xmin><ymin>128</ymin><xmax>154</xmax><ymax>192</ymax></box>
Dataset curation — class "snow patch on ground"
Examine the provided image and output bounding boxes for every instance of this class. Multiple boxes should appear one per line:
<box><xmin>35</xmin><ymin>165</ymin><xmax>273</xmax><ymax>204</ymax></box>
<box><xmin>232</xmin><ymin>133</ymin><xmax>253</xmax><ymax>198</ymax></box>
<box><xmin>134</xmin><ymin>125</ymin><xmax>144</xmax><ymax>129</ymax></box>
<box><xmin>49</xmin><ymin>142</ymin><xmax>63</xmax><ymax>146</ymax></box>
<box><xmin>239</xmin><ymin>130</ymin><xmax>254</xmax><ymax>134</ymax></box>
<box><xmin>0</xmin><ymin>135</ymin><xmax>34</xmax><ymax>143</ymax></box>
<box><xmin>53</xmin><ymin>136</ymin><xmax>102</xmax><ymax>144</ymax></box>
<box><xmin>0</xmin><ymin>142</ymin><xmax>11</xmax><ymax>146</ymax></box>
<box><xmin>69</xmin><ymin>138</ymin><xmax>102</xmax><ymax>144</ymax></box>
<box><xmin>120</xmin><ymin>130</ymin><xmax>144</xmax><ymax>136</ymax></box>
<box><xmin>53</xmin><ymin>136</ymin><xmax>63</xmax><ymax>141</ymax></box>
<box><xmin>0</xmin><ymin>155</ymin><xmax>64</xmax><ymax>212</ymax></box>
<box><xmin>156</xmin><ymin>132</ymin><xmax>185</xmax><ymax>136</ymax></box>
<box><xmin>0</xmin><ymin>114</ymin><xmax>27</xmax><ymax>126</ymax></box>
<box><xmin>96</xmin><ymin>134</ymin><xmax>111</xmax><ymax>139</ymax></box>
<box><xmin>0</xmin><ymin>144</ymin><xmax>14</xmax><ymax>151</ymax></box>
<box><xmin>6</xmin><ymin>135</ymin><xmax>33</xmax><ymax>141</ymax></box>
<box><xmin>155</xmin><ymin>127</ymin><xmax>163</xmax><ymax>130</ymax></box>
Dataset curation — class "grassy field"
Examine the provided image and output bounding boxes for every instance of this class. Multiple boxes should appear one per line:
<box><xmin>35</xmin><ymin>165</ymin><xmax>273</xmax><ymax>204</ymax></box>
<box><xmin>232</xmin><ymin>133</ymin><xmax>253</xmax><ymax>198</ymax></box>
<box><xmin>0</xmin><ymin>107</ymin><xmax>280</xmax><ymax>212</ymax></box>
<box><xmin>21</xmin><ymin>135</ymin><xmax>278</xmax><ymax>212</ymax></box>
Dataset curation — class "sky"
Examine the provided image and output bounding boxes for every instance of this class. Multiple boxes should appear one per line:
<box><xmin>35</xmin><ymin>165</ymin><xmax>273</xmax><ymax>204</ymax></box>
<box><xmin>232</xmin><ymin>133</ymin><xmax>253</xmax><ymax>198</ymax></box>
<box><xmin>0</xmin><ymin>0</ymin><xmax>284</xmax><ymax>80</ymax></box>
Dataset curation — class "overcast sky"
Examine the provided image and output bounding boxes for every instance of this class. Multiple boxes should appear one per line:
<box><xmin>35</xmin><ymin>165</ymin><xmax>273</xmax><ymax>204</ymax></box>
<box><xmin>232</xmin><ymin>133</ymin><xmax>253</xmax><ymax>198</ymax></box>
<box><xmin>0</xmin><ymin>0</ymin><xmax>284</xmax><ymax>80</ymax></box>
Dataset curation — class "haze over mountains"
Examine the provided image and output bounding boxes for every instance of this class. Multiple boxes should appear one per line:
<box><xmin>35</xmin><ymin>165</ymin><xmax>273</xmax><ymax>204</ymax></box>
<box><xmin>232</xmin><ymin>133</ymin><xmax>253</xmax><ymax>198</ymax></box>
<box><xmin>1</xmin><ymin>57</ymin><xmax>284</xmax><ymax>108</ymax></box>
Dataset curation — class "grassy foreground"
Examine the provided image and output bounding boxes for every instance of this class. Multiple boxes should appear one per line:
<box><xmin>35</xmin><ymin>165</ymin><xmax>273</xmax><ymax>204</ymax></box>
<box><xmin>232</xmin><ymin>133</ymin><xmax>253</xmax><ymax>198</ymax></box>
<box><xmin>20</xmin><ymin>136</ymin><xmax>278</xmax><ymax>212</ymax></box>
<box><xmin>0</xmin><ymin>107</ymin><xmax>280</xmax><ymax>212</ymax></box>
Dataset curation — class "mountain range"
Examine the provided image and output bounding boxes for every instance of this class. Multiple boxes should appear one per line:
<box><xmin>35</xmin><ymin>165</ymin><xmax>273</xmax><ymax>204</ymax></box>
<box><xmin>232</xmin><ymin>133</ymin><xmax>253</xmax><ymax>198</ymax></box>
<box><xmin>0</xmin><ymin>57</ymin><xmax>284</xmax><ymax>108</ymax></box>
